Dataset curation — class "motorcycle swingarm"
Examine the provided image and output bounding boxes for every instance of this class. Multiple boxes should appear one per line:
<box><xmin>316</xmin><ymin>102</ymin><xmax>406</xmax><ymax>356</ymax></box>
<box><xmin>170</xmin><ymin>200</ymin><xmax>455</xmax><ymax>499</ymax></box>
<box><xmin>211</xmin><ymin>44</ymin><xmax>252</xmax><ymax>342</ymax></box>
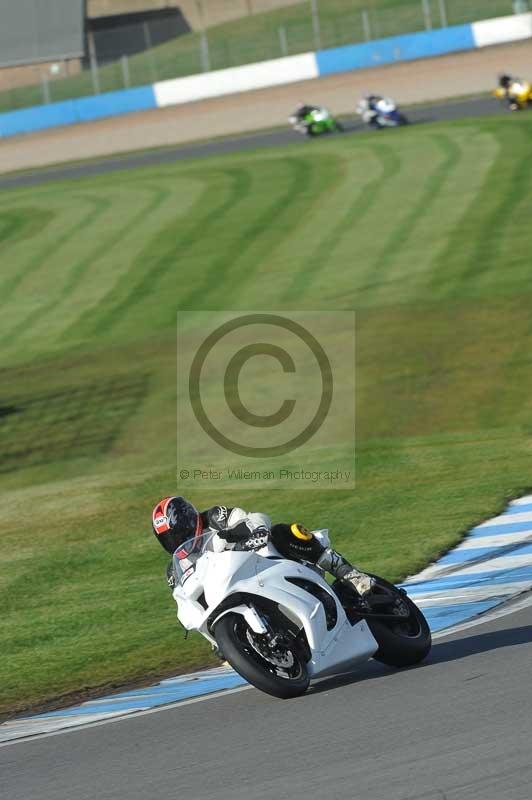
<box><xmin>342</xmin><ymin>594</ymin><xmax>412</xmax><ymax>622</ymax></box>
<box><xmin>353</xmin><ymin>610</ymin><xmax>411</xmax><ymax>621</ymax></box>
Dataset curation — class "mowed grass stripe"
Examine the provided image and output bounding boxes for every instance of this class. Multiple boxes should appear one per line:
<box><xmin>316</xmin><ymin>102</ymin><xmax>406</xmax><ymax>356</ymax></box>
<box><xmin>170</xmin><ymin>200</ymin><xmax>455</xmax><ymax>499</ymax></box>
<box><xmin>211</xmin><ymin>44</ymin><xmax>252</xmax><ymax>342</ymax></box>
<box><xmin>6</xmin><ymin>185</ymin><xmax>173</xmax><ymax>348</ymax></box>
<box><xmin>282</xmin><ymin>142</ymin><xmax>401</xmax><ymax>304</ymax></box>
<box><xmin>0</xmin><ymin>207</ymin><xmax>55</xmax><ymax>256</ymax></box>
<box><xmin>388</xmin><ymin>127</ymin><xmax>500</xmax><ymax>305</ymax></box>
<box><xmin>86</xmin><ymin>167</ymin><xmax>250</xmax><ymax>338</ymax></box>
<box><xmin>183</xmin><ymin>155</ymin><xmax>339</xmax><ymax>311</ymax></box>
<box><xmin>298</xmin><ymin>137</ymin><xmax>414</xmax><ymax>305</ymax></box>
<box><xmin>58</xmin><ymin>174</ymin><xmax>209</xmax><ymax>345</ymax></box>
<box><xmin>341</xmin><ymin>134</ymin><xmax>446</xmax><ymax>304</ymax></box>
<box><xmin>429</xmin><ymin>121</ymin><xmax>530</xmax><ymax>299</ymax></box>
<box><xmin>233</xmin><ymin>152</ymin><xmax>366</xmax><ymax>308</ymax></box>
<box><xmin>361</xmin><ymin>133</ymin><xmax>461</xmax><ymax>306</ymax></box>
<box><xmin>33</xmin><ymin>180</ymin><xmax>200</xmax><ymax>349</ymax></box>
<box><xmin>469</xmin><ymin>130</ymin><xmax>532</xmax><ymax>297</ymax></box>
<box><xmin>0</xmin><ymin>195</ymin><xmax>110</xmax><ymax>312</ymax></box>
<box><xmin>460</xmin><ymin>126</ymin><xmax>532</xmax><ymax>291</ymax></box>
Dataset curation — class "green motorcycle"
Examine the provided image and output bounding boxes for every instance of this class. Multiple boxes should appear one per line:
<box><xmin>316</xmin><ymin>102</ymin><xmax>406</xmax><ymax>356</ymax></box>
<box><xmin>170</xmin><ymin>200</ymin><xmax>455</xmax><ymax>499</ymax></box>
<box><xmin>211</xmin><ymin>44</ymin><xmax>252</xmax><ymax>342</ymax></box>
<box><xmin>289</xmin><ymin>105</ymin><xmax>344</xmax><ymax>137</ymax></box>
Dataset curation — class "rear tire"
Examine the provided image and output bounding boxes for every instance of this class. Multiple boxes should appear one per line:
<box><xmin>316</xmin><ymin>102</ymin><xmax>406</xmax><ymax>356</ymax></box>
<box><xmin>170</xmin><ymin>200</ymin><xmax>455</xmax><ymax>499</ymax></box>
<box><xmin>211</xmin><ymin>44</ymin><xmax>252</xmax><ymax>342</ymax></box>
<box><xmin>214</xmin><ymin>612</ymin><xmax>310</xmax><ymax>699</ymax></box>
<box><xmin>366</xmin><ymin>577</ymin><xmax>431</xmax><ymax>668</ymax></box>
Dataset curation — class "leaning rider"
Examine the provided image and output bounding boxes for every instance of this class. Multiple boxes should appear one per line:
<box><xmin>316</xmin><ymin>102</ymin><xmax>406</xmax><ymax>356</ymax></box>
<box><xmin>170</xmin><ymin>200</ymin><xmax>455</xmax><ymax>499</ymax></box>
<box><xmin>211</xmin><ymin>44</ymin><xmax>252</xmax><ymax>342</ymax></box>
<box><xmin>498</xmin><ymin>73</ymin><xmax>523</xmax><ymax>109</ymax></box>
<box><xmin>358</xmin><ymin>94</ymin><xmax>382</xmax><ymax>125</ymax></box>
<box><xmin>292</xmin><ymin>101</ymin><xmax>320</xmax><ymax>123</ymax></box>
<box><xmin>151</xmin><ymin>496</ymin><xmax>375</xmax><ymax>597</ymax></box>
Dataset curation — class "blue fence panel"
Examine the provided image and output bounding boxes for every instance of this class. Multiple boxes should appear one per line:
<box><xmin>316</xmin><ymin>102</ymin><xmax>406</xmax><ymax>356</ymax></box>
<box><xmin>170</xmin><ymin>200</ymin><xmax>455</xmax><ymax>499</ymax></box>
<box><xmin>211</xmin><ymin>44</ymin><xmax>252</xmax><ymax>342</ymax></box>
<box><xmin>0</xmin><ymin>100</ymin><xmax>78</xmax><ymax>137</ymax></box>
<box><xmin>0</xmin><ymin>85</ymin><xmax>156</xmax><ymax>138</ymax></box>
<box><xmin>73</xmin><ymin>85</ymin><xmax>157</xmax><ymax>123</ymax></box>
<box><xmin>316</xmin><ymin>24</ymin><xmax>475</xmax><ymax>76</ymax></box>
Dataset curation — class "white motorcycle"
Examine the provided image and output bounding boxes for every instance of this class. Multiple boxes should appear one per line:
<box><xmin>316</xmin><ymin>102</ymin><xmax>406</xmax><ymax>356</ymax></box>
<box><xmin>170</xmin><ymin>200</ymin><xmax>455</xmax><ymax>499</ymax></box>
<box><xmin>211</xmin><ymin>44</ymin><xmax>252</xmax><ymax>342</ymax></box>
<box><xmin>357</xmin><ymin>96</ymin><xmax>408</xmax><ymax>129</ymax></box>
<box><xmin>172</xmin><ymin>531</ymin><xmax>431</xmax><ymax>699</ymax></box>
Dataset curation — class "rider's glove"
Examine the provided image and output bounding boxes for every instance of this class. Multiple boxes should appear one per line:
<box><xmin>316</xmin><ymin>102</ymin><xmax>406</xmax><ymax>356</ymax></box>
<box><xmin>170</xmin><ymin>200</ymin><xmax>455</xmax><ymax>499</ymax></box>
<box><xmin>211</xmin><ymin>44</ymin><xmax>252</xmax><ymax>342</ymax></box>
<box><xmin>166</xmin><ymin>562</ymin><xmax>176</xmax><ymax>591</ymax></box>
<box><xmin>235</xmin><ymin>529</ymin><xmax>270</xmax><ymax>551</ymax></box>
<box><xmin>216</xmin><ymin>519</ymin><xmax>255</xmax><ymax>543</ymax></box>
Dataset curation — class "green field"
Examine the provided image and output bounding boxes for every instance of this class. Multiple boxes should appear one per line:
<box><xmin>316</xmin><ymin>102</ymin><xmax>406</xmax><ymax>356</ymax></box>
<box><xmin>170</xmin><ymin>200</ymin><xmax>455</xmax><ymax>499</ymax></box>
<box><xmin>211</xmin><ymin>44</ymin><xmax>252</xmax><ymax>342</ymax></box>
<box><xmin>1</xmin><ymin>0</ymin><xmax>512</xmax><ymax>112</ymax></box>
<box><xmin>2</xmin><ymin>112</ymin><xmax>532</xmax><ymax>716</ymax></box>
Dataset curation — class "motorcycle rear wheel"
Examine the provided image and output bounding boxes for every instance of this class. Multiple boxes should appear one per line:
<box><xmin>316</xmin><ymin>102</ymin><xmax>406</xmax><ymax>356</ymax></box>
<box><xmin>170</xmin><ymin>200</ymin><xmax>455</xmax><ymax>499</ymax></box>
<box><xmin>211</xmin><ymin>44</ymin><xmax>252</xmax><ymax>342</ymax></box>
<box><xmin>214</xmin><ymin>612</ymin><xmax>310</xmax><ymax>699</ymax></box>
<box><xmin>365</xmin><ymin>576</ymin><xmax>431</xmax><ymax>668</ymax></box>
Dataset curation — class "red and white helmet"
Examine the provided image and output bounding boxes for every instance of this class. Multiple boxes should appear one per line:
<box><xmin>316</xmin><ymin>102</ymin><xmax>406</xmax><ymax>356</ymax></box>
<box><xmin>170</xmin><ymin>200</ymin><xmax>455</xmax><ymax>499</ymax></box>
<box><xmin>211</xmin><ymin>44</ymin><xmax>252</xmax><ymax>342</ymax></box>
<box><xmin>151</xmin><ymin>496</ymin><xmax>202</xmax><ymax>554</ymax></box>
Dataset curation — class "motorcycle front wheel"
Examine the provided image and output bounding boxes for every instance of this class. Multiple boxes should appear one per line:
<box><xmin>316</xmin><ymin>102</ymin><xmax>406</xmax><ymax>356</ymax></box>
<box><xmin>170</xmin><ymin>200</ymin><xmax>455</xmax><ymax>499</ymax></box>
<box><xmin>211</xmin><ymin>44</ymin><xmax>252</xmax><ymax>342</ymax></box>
<box><xmin>365</xmin><ymin>576</ymin><xmax>431</xmax><ymax>667</ymax></box>
<box><xmin>214</xmin><ymin>612</ymin><xmax>310</xmax><ymax>699</ymax></box>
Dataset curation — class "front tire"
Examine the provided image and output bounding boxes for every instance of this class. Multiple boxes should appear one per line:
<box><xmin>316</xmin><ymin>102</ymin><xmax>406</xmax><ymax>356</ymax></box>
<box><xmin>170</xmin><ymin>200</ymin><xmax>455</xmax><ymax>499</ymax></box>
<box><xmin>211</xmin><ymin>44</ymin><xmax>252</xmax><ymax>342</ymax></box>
<box><xmin>214</xmin><ymin>612</ymin><xmax>310</xmax><ymax>699</ymax></box>
<box><xmin>366</xmin><ymin>577</ymin><xmax>431</xmax><ymax>667</ymax></box>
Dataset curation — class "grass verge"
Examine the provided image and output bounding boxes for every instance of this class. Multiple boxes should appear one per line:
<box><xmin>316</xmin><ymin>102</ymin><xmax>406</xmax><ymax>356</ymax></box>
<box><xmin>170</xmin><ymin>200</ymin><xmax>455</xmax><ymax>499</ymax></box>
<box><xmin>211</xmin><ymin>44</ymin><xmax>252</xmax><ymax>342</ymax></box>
<box><xmin>1</xmin><ymin>111</ymin><xmax>532</xmax><ymax>715</ymax></box>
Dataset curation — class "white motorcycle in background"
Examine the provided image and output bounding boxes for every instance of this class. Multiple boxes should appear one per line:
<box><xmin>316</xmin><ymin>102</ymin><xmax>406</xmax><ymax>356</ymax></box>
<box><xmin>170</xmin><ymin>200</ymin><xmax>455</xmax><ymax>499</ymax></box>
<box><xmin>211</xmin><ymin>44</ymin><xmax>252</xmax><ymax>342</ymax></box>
<box><xmin>172</xmin><ymin>531</ymin><xmax>431</xmax><ymax>699</ymax></box>
<box><xmin>357</xmin><ymin>96</ymin><xmax>409</xmax><ymax>129</ymax></box>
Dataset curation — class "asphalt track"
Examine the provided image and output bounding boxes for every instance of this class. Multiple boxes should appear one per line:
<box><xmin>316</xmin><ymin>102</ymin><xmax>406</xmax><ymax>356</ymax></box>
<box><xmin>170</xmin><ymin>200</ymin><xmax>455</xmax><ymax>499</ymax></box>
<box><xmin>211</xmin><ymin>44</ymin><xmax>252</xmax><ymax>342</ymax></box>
<box><xmin>0</xmin><ymin>95</ymin><xmax>503</xmax><ymax>191</ymax></box>
<box><xmin>2</xmin><ymin>597</ymin><xmax>532</xmax><ymax>800</ymax></box>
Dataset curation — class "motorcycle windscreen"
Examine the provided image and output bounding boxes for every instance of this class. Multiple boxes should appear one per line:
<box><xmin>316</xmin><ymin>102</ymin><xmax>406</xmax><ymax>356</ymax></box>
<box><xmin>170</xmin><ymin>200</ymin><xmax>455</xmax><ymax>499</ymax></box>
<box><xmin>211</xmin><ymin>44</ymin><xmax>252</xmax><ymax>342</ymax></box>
<box><xmin>173</xmin><ymin>532</ymin><xmax>215</xmax><ymax>586</ymax></box>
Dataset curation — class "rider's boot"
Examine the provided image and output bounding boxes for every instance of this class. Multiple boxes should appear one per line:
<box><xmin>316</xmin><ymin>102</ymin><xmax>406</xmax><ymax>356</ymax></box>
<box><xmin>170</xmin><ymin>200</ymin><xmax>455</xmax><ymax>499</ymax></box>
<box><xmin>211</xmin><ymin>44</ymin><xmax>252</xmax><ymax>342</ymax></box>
<box><xmin>316</xmin><ymin>548</ymin><xmax>375</xmax><ymax>597</ymax></box>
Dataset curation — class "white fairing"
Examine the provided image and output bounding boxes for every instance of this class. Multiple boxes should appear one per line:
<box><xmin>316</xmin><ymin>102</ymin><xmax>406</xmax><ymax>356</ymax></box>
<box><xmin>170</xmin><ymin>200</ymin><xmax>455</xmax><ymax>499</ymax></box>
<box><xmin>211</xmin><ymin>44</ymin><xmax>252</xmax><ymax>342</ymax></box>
<box><xmin>376</xmin><ymin>97</ymin><xmax>396</xmax><ymax>113</ymax></box>
<box><xmin>357</xmin><ymin>97</ymin><xmax>398</xmax><ymax>125</ymax></box>
<box><xmin>173</xmin><ymin>533</ymin><xmax>378</xmax><ymax>679</ymax></box>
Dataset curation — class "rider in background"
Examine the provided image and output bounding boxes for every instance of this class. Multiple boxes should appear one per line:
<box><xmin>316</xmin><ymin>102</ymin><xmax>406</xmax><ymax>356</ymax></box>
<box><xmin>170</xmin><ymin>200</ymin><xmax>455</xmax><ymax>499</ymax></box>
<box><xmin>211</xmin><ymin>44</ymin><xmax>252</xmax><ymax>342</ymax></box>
<box><xmin>498</xmin><ymin>73</ymin><xmax>526</xmax><ymax>109</ymax></box>
<box><xmin>357</xmin><ymin>94</ymin><xmax>383</xmax><ymax>127</ymax></box>
<box><xmin>291</xmin><ymin>101</ymin><xmax>320</xmax><ymax>124</ymax></box>
<box><xmin>151</xmin><ymin>496</ymin><xmax>375</xmax><ymax>597</ymax></box>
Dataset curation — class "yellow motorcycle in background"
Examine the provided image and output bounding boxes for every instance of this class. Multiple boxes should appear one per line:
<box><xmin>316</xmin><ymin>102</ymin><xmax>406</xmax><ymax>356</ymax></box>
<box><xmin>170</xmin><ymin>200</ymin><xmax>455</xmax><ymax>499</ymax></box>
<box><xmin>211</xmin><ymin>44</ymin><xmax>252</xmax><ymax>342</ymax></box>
<box><xmin>493</xmin><ymin>76</ymin><xmax>532</xmax><ymax>111</ymax></box>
